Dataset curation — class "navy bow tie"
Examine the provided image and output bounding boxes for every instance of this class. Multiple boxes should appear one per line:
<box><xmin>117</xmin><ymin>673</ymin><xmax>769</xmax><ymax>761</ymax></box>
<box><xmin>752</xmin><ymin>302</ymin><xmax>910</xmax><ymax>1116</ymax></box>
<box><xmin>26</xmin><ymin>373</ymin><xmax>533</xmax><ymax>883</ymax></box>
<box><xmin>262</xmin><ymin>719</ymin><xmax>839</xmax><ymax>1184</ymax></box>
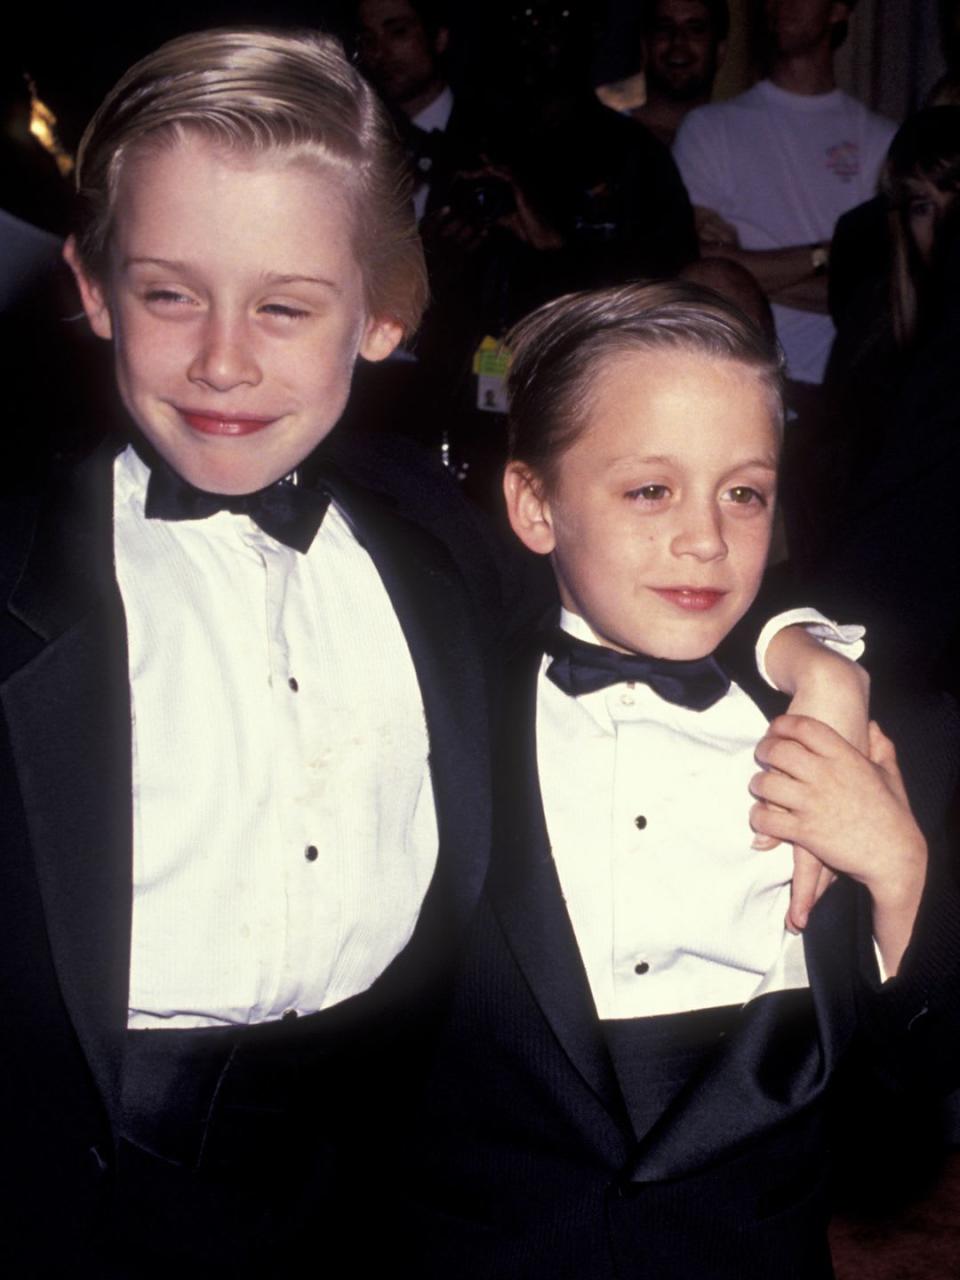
<box><xmin>144</xmin><ymin>462</ymin><xmax>330</xmax><ymax>554</ymax></box>
<box><xmin>544</xmin><ymin>629</ymin><xmax>730</xmax><ymax>711</ymax></box>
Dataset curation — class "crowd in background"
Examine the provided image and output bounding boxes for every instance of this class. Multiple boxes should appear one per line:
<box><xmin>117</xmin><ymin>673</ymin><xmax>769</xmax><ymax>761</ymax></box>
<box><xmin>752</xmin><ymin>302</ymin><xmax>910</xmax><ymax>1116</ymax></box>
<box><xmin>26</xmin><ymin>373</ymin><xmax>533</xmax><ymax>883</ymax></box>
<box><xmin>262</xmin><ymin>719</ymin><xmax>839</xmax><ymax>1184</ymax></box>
<box><xmin>3</xmin><ymin>0</ymin><xmax>960</xmax><ymax>697</ymax></box>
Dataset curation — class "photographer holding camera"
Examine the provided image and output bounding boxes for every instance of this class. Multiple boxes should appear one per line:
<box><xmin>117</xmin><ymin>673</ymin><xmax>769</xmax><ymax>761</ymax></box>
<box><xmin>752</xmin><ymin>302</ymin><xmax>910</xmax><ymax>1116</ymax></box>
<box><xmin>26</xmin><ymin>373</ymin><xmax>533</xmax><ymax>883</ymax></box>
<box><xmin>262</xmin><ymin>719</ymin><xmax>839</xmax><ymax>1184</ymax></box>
<box><xmin>352</xmin><ymin>1</ymin><xmax>697</xmax><ymax>510</ymax></box>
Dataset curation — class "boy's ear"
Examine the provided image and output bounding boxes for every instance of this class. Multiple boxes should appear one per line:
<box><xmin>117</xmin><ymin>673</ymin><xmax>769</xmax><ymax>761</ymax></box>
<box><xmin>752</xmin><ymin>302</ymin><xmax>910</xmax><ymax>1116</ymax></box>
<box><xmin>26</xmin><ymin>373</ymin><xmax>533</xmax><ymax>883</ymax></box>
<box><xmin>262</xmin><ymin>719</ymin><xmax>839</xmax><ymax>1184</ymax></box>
<box><xmin>63</xmin><ymin>236</ymin><xmax>113</xmax><ymax>340</ymax></box>
<box><xmin>359</xmin><ymin>314</ymin><xmax>405</xmax><ymax>363</ymax></box>
<box><xmin>503</xmin><ymin>461</ymin><xmax>556</xmax><ymax>556</ymax></box>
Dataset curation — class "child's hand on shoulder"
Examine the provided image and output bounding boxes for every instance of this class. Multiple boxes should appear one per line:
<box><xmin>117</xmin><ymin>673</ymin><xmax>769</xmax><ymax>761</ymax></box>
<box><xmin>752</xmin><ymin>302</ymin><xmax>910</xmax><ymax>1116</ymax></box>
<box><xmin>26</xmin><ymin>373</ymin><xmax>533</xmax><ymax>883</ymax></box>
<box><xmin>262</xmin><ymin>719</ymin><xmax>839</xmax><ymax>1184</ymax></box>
<box><xmin>750</xmin><ymin>716</ymin><xmax>927</xmax><ymax>976</ymax></box>
<box><xmin>758</xmin><ymin>634</ymin><xmax>871</xmax><ymax>930</ymax></box>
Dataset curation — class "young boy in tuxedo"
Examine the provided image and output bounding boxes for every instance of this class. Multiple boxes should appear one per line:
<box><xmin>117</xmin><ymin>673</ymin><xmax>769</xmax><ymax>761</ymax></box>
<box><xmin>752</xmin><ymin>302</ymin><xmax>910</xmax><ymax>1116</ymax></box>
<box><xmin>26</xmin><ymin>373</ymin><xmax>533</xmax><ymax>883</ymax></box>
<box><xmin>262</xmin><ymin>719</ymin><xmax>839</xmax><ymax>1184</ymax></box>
<box><xmin>0</xmin><ymin>27</ymin><xmax>512</xmax><ymax>1276</ymax></box>
<box><xmin>398</xmin><ymin>281</ymin><xmax>960</xmax><ymax>1279</ymax></box>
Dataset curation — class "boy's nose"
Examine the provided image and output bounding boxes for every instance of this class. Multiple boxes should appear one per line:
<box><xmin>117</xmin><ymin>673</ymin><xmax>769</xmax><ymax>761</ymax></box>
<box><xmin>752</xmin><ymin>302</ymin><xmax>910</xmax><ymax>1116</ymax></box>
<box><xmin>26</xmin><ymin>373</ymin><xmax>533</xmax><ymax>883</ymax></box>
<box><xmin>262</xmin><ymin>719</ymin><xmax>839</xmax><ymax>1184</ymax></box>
<box><xmin>188</xmin><ymin>315</ymin><xmax>262</xmax><ymax>391</ymax></box>
<box><xmin>671</xmin><ymin>504</ymin><xmax>728</xmax><ymax>561</ymax></box>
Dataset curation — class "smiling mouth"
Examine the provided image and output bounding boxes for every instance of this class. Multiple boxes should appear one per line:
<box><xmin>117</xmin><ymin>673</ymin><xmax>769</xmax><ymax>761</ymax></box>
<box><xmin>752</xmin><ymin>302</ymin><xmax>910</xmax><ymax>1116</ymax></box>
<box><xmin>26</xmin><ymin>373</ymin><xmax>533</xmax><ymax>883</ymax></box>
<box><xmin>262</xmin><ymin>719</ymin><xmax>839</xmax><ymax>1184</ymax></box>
<box><xmin>178</xmin><ymin>409</ymin><xmax>277</xmax><ymax>437</ymax></box>
<box><xmin>652</xmin><ymin>588</ymin><xmax>728</xmax><ymax>611</ymax></box>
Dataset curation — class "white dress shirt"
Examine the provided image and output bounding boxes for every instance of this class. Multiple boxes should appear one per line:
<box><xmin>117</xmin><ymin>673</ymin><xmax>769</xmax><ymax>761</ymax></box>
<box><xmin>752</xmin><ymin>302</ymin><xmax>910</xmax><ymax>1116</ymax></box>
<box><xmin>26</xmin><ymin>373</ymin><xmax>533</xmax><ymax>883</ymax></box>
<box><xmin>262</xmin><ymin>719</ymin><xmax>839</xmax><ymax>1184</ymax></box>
<box><xmin>538</xmin><ymin>610</ymin><xmax>811</xmax><ymax>1021</ymax></box>
<box><xmin>410</xmin><ymin>85</ymin><xmax>455</xmax><ymax>223</ymax></box>
<box><xmin>114</xmin><ymin>447</ymin><xmax>438</xmax><ymax>1029</ymax></box>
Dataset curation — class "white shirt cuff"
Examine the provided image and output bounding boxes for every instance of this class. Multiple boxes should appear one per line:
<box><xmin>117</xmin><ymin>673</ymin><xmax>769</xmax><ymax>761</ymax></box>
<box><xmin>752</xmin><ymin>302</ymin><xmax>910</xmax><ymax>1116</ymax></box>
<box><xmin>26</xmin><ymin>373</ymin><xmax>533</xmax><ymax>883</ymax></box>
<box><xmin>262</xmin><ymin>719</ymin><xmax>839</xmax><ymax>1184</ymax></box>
<box><xmin>873</xmin><ymin>938</ymin><xmax>889</xmax><ymax>984</ymax></box>
<box><xmin>756</xmin><ymin>608</ymin><xmax>867</xmax><ymax>690</ymax></box>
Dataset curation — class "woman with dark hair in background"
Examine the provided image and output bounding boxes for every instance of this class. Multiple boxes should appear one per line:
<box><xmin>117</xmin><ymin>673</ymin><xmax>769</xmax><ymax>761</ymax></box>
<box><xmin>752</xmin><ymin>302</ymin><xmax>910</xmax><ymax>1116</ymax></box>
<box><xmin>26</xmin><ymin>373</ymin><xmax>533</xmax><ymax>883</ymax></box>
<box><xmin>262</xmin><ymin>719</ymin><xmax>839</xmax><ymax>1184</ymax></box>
<box><xmin>811</xmin><ymin>106</ymin><xmax>960</xmax><ymax>693</ymax></box>
<box><xmin>883</xmin><ymin>107</ymin><xmax>960</xmax><ymax>347</ymax></box>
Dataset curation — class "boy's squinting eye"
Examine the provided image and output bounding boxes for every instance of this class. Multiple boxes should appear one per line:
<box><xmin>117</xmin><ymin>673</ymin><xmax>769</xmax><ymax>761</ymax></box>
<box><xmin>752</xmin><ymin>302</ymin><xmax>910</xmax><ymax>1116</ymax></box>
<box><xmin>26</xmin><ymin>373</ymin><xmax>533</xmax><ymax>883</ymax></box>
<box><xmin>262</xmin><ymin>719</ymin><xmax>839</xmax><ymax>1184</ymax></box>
<box><xmin>143</xmin><ymin>288</ymin><xmax>194</xmax><ymax>307</ymax></box>
<box><xmin>259</xmin><ymin>302</ymin><xmax>311</xmax><ymax>320</ymax></box>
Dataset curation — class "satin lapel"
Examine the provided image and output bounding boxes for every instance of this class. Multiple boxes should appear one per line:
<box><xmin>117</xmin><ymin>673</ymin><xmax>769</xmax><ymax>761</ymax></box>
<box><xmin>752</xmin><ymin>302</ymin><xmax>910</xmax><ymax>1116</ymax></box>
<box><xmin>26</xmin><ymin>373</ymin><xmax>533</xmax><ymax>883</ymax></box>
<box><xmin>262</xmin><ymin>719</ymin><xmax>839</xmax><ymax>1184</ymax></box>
<box><xmin>318</xmin><ymin>464</ymin><xmax>492</xmax><ymax>923</ymax></box>
<box><xmin>487</xmin><ymin>643</ymin><xmax>628</xmax><ymax>1127</ymax></box>
<box><xmin>2</xmin><ymin>447</ymin><xmax>131</xmax><ymax>1126</ymax></box>
<box><xmin>622</xmin><ymin>652</ymin><xmax>846</xmax><ymax>1182</ymax></box>
<box><xmin>627</xmin><ymin>877</ymin><xmax>861</xmax><ymax>1182</ymax></box>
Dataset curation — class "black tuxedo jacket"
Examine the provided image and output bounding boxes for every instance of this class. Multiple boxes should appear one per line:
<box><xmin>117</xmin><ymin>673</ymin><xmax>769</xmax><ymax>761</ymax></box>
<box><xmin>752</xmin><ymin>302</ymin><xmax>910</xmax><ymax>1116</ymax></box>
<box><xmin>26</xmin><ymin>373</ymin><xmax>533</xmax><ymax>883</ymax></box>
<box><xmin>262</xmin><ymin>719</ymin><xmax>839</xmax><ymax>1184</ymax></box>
<box><xmin>397</xmin><ymin>634</ymin><xmax>960</xmax><ymax>1280</ymax></box>
<box><xmin>0</xmin><ymin>430</ymin><xmax>539</xmax><ymax>1271</ymax></box>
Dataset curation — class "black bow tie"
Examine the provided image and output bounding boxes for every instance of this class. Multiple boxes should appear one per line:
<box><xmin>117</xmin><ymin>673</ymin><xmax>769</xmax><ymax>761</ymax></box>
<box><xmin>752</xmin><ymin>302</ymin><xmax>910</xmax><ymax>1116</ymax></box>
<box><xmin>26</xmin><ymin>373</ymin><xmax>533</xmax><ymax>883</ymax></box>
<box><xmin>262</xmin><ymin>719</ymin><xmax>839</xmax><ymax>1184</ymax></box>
<box><xmin>544</xmin><ymin>628</ymin><xmax>730</xmax><ymax>711</ymax></box>
<box><xmin>144</xmin><ymin>461</ymin><xmax>330</xmax><ymax>554</ymax></box>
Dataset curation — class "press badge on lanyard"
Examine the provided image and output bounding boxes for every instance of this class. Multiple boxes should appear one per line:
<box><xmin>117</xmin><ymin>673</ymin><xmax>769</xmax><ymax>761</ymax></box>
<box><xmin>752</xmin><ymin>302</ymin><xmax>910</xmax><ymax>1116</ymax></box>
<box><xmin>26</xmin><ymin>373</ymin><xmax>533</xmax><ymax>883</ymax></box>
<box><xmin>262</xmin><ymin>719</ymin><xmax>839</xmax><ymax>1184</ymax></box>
<box><xmin>473</xmin><ymin>335</ymin><xmax>511</xmax><ymax>414</ymax></box>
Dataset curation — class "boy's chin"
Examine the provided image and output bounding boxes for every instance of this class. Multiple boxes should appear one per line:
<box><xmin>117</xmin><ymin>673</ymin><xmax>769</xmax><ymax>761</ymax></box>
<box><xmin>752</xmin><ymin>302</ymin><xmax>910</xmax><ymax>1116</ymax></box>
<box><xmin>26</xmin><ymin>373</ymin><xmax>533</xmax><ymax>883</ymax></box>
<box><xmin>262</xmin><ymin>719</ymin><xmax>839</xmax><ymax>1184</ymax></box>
<box><xmin>611</xmin><ymin>619</ymin><xmax>727</xmax><ymax>660</ymax></box>
<box><xmin>150</xmin><ymin>443</ymin><xmax>295</xmax><ymax>497</ymax></box>
<box><xmin>606</xmin><ymin>635</ymin><xmax>719</xmax><ymax>663</ymax></box>
<box><xmin>632</xmin><ymin>633</ymin><xmax>725</xmax><ymax>663</ymax></box>
<box><xmin>588</xmin><ymin>613</ymin><xmax>737</xmax><ymax>663</ymax></box>
<box><xmin>651</xmin><ymin>645</ymin><xmax>719</xmax><ymax>663</ymax></box>
<box><xmin>639</xmin><ymin>613</ymin><xmax>750</xmax><ymax>664</ymax></box>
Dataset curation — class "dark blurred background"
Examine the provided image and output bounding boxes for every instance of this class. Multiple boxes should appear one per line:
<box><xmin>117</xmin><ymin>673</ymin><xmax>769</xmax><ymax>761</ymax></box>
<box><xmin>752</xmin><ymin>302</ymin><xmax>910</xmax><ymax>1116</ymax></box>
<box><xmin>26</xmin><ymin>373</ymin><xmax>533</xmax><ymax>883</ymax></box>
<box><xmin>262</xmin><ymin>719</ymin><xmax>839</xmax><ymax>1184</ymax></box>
<box><xmin>4</xmin><ymin>2</ymin><xmax>946</xmax><ymax>229</ymax></box>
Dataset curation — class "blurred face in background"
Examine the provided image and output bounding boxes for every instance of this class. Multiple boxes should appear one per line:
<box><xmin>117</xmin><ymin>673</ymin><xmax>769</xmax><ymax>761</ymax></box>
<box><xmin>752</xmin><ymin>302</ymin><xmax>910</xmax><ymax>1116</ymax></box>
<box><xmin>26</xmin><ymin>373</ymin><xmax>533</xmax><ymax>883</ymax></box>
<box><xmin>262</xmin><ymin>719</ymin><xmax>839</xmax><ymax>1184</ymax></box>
<box><xmin>764</xmin><ymin>0</ymin><xmax>847</xmax><ymax>57</ymax></box>
<box><xmin>356</xmin><ymin>0</ymin><xmax>448</xmax><ymax>114</ymax></box>
<box><xmin>644</xmin><ymin>0</ymin><xmax>725</xmax><ymax>102</ymax></box>
<box><xmin>905</xmin><ymin>177</ymin><xmax>958</xmax><ymax>265</ymax></box>
<box><xmin>508</xmin><ymin>0</ymin><xmax>595</xmax><ymax>95</ymax></box>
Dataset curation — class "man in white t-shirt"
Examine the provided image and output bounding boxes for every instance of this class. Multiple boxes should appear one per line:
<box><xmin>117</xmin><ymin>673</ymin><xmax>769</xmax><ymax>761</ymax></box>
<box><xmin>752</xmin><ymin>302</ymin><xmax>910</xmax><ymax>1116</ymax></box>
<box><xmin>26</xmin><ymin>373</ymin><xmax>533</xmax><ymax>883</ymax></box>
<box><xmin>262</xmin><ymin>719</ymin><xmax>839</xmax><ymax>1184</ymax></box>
<box><xmin>673</xmin><ymin>0</ymin><xmax>894</xmax><ymax>386</ymax></box>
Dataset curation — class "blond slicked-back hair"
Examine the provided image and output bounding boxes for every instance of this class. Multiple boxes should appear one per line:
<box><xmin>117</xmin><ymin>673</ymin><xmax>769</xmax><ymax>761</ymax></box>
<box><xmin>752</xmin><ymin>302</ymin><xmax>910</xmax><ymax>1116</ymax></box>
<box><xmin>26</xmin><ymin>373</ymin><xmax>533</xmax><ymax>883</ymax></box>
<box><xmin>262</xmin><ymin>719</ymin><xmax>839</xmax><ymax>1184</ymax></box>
<box><xmin>506</xmin><ymin>280</ymin><xmax>785</xmax><ymax>490</ymax></box>
<box><xmin>74</xmin><ymin>27</ymin><xmax>427</xmax><ymax>335</ymax></box>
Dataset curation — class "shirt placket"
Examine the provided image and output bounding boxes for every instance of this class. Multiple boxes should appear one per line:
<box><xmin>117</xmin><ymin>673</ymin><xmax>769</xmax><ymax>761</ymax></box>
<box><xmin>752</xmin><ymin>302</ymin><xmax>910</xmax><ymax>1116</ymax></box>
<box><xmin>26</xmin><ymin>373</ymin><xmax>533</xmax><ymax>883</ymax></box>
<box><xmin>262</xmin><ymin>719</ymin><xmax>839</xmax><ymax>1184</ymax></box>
<box><xmin>255</xmin><ymin>535</ymin><xmax>313</xmax><ymax>1019</ymax></box>
<box><xmin>608</xmin><ymin>691</ymin><xmax>663</xmax><ymax>1012</ymax></box>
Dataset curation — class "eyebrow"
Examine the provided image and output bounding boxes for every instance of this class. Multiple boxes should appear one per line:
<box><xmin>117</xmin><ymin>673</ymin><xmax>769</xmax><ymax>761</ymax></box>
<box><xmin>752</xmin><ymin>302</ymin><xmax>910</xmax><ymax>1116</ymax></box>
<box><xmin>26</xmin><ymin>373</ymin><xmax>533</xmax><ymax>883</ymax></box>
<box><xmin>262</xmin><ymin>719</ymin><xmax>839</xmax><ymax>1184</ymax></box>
<box><xmin>728</xmin><ymin>458</ymin><xmax>778</xmax><ymax>473</ymax></box>
<box><xmin>122</xmin><ymin>258</ymin><xmax>341</xmax><ymax>291</ymax></box>
<box><xmin>606</xmin><ymin>453</ymin><xmax>778</xmax><ymax>473</ymax></box>
<box><xmin>263</xmin><ymin>272</ymin><xmax>341</xmax><ymax>291</ymax></box>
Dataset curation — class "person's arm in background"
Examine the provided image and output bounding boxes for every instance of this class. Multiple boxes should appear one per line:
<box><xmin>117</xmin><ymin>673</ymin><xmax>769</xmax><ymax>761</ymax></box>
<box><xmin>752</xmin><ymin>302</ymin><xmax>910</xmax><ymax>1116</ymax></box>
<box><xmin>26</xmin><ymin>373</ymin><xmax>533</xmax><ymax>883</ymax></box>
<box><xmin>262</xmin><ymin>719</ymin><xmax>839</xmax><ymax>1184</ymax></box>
<box><xmin>675</xmin><ymin>111</ymin><xmax>829</xmax><ymax>311</ymax></box>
